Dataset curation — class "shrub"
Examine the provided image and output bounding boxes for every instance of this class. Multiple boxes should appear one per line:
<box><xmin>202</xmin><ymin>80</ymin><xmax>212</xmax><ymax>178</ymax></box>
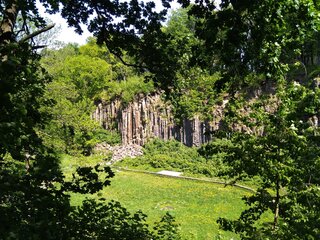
<box><xmin>98</xmin><ymin>76</ymin><xmax>155</xmax><ymax>104</ymax></box>
<box><xmin>116</xmin><ymin>139</ymin><xmax>227</xmax><ymax>177</ymax></box>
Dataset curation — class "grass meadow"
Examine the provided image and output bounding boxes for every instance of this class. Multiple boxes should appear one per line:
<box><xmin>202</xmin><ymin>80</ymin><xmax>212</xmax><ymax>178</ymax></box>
<box><xmin>61</xmin><ymin>155</ymin><xmax>254</xmax><ymax>239</ymax></box>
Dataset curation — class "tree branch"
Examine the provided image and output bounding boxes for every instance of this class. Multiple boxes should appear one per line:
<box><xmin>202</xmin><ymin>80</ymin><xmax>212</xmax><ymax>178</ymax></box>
<box><xmin>108</xmin><ymin>47</ymin><xmax>148</xmax><ymax>69</ymax></box>
<box><xmin>19</xmin><ymin>23</ymin><xmax>55</xmax><ymax>43</ymax></box>
<box><xmin>32</xmin><ymin>45</ymin><xmax>48</xmax><ymax>50</ymax></box>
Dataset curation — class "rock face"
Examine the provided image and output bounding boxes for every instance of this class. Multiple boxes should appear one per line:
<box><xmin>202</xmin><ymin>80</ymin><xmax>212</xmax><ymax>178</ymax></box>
<box><xmin>92</xmin><ymin>93</ymin><xmax>226</xmax><ymax>147</ymax></box>
<box><xmin>92</xmin><ymin>83</ymin><xmax>320</xmax><ymax>147</ymax></box>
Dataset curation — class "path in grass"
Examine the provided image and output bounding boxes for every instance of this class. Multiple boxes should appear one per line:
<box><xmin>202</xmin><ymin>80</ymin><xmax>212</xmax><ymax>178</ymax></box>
<box><xmin>100</xmin><ymin>170</ymin><xmax>250</xmax><ymax>240</ymax></box>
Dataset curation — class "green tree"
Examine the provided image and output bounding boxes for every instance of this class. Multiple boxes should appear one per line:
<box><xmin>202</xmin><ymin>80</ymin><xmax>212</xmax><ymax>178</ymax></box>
<box><xmin>57</xmin><ymin>54</ymin><xmax>112</xmax><ymax>99</ymax></box>
<box><xmin>162</xmin><ymin>8</ymin><xmax>222</xmax><ymax>120</ymax></box>
<box><xmin>215</xmin><ymin>82</ymin><xmax>320</xmax><ymax>239</ymax></box>
<box><xmin>40</xmin><ymin>42</ymin><xmax>121</xmax><ymax>154</ymax></box>
<box><xmin>168</xmin><ymin>1</ymin><xmax>320</xmax><ymax>239</ymax></box>
<box><xmin>0</xmin><ymin>1</ymin><xmax>179</xmax><ymax>239</ymax></box>
<box><xmin>172</xmin><ymin>0</ymin><xmax>319</xmax><ymax>88</ymax></box>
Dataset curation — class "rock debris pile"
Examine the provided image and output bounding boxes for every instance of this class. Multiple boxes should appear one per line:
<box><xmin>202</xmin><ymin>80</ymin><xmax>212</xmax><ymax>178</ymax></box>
<box><xmin>94</xmin><ymin>142</ymin><xmax>143</xmax><ymax>164</ymax></box>
<box><xmin>111</xmin><ymin>144</ymin><xmax>143</xmax><ymax>163</ymax></box>
<box><xmin>93</xmin><ymin>142</ymin><xmax>114</xmax><ymax>153</ymax></box>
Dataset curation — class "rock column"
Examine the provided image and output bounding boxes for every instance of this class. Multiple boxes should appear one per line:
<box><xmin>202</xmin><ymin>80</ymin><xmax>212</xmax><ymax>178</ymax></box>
<box><xmin>92</xmin><ymin>93</ymin><xmax>220</xmax><ymax>147</ymax></box>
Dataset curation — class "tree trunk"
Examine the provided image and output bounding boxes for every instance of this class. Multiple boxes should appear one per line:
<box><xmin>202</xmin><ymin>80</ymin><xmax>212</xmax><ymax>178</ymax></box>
<box><xmin>0</xmin><ymin>0</ymin><xmax>19</xmax><ymax>44</ymax></box>
<box><xmin>273</xmin><ymin>179</ymin><xmax>280</xmax><ymax>230</ymax></box>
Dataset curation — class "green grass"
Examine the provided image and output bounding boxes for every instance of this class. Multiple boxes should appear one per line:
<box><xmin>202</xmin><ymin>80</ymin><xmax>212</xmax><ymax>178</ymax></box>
<box><xmin>60</xmin><ymin>154</ymin><xmax>254</xmax><ymax>239</ymax></box>
<box><xmin>101</xmin><ymin>170</ymin><xmax>249</xmax><ymax>240</ymax></box>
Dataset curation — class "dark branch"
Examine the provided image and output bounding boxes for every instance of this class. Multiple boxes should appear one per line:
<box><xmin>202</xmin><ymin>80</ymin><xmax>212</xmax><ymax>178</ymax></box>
<box><xmin>32</xmin><ymin>45</ymin><xmax>47</xmax><ymax>50</ymax></box>
<box><xmin>19</xmin><ymin>23</ymin><xmax>55</xmax><ymax>43</ymax></box>
<box><xmin>108</xmin><ymin>47</ymin><xmax>147</xmax><ymax>69</ymax></box>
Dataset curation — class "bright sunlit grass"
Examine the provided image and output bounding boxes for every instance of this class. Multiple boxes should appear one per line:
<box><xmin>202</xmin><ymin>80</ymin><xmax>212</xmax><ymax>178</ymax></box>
<box><xmin>101</xmin><ymin>170</ymin><xmax>249</xmax><ymax>240</ymax></box>
<box><xmin>60</xmin><ymin>154</ymin><xmax>255</xmax><ymax>239</ymax></box>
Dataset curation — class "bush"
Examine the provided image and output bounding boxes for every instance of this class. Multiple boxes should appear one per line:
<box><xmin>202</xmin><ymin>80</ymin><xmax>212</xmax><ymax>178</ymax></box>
<box><xmin>69</xmin><ymin>199</ymin><xmax>181</xmax><ymax>240</ymax></box>
<box><xmin>98</xmin><ymin>76</ymin><xmax>155</xmax><ymax>104</ymax></box>
<box><xmin>116</xmin><ymin>139</ymin><xmax>227</xmax><ymax>177</ymax></box>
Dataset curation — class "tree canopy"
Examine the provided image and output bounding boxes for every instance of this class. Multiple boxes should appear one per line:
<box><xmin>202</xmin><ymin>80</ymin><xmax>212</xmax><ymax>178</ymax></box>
<box><xmin>1</xmin><ymin>0</ymin><xmax>320</xmax><ymax>239</ymax></box>
<box><xmin>0</xmin><ymin>1</ymin><xmax>179</xmax><ymax>239</ymax></box>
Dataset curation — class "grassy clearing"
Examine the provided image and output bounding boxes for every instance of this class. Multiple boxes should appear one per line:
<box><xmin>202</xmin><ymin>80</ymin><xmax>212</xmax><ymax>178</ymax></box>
<box><xmin>100</xmin><ymin>170</ymin><xmax>249</xmax><ymax>240</ymax></box>
<box><xmin>60</xmin><ymin>154</ymin><xmax>253</xmax><ymax>239</ymax></box>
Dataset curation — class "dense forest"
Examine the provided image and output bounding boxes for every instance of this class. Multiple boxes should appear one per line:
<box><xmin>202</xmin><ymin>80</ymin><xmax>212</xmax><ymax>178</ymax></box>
<box><xmin>1</xmin><ymin>0</ymin><xmax>320</xmax><ymax>239</ymax></box>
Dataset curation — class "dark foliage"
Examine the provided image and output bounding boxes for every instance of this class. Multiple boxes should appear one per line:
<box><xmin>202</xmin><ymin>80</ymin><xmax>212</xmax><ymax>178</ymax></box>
<box><xmin>0</xmin><ymin>1</ymin><xmax>180</xmax><ymax>239</ymax></box>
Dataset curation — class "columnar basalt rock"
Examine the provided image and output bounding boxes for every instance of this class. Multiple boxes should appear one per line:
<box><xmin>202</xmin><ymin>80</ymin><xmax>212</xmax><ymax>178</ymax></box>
<box><xmin>92</xmin><ymin>93</ymin><xmax>223</xmax><ymax>147</ymax></box>
<box><xmin>92</xmin><ymin>82</ymin><xmax>319</xmax><ymax>147</ymax></box>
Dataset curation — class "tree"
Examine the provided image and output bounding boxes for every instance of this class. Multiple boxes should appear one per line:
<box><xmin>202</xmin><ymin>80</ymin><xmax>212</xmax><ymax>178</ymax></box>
<box><xmin>1</xmin><ymin>1</ymin><xmax>180</xmax><ymax>239</ymax></box>
<box><xmin>215</xmin><ymin>82</ymin><xmax>320</xmax><ymax>239</ymax></box>
<box><xmin>161</xmin><ymin>8</ymin><xmax>222</xmax><ymax>120</ymax></box>
<box><xmin>40</xmin><ymin>42</ymin><xmax>121</xmax><ymax>155</ymax></box>
<box><xmin>167</xmin><ymin>1</ymin><xmax>320</xmax><ymax>238</ymax></box>
<box><xmin>175</xmin><ymin>0</ymin><xmax>320</xmax><ymax>88</ymax></box>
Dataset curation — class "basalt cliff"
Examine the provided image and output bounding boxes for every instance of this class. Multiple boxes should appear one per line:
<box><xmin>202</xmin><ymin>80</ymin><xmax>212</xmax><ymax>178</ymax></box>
<box><xmin>92</xmin><ymin>81</ymin><xmax>320</xmax><ymax>147</ymax></box>
<box><xmin>92</xmin><ymin>92</ymin><xmax>227</xmax><ymax>147</ymax></box>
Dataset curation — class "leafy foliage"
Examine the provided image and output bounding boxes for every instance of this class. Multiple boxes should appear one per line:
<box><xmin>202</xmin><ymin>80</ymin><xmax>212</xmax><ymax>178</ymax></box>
<box><xmin>0</xmin><ymin>42</ymin><xmax>49</xmax><ymax>160</ymax></box>
<box><xmin>0</xmin><ymin>150</ymin><xmax>114</xmax><ymax>239</ymax></box>
<box><xmin>153</xmin><ymin>212</ymin><xmax>181</xmax><ymax>240</ymax></box>
<box><xmin>173</xmin><ymin>69</ymin><xmax>221</xmax><ymax>120</ymax></box>
<box><xmin>215</xmin><ymin>82</ymin><xmax>320</xmax><ymax>239</ymax></box>
<box><xmin>69</xmin><ymin>199</ymin><xmax>181</xmax><ymax>240</ymax></box>
<box><xmin>182</xmin><ymin>0</ymin><xmax>320</xmax><ymax>82</ymax></box>
<box><xmin>98</xmin><ymin>75</ymin><xmax>155</xmax><ymax>104</ymax></box>
<box><xmin>40</xmin><ymin>42</ymin><xmax>123</xmax><ymax>155</ymax></box>
<box><xmin>0</xmin><ymin>1</ymin><xmax>179</xmax><ymax>239</ymax></box>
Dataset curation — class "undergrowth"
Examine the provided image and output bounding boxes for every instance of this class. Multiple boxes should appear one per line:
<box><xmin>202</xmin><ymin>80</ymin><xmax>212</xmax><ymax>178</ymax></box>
<box><xmin>114</xmin><ymin>139</ymin><xmax>228</xmax><ymax>178</ymax></box>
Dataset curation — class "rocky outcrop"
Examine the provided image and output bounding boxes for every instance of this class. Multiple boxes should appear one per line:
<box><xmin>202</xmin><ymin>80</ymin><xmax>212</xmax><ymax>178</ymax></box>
<box><xmin>92</xmin><ymin>82</ymin><xmax>320</xmax><ymax>147</ymax></box>
<box><xmin>92</xmin><ymin>93</ymin><xmax>227</xmax><ymax>147</ymax></box>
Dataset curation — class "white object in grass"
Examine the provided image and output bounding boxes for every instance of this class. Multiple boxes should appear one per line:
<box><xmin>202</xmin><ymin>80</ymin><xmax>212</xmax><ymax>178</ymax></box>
<box><xmin>157</xmin><ymin>170</ymin><xmax>182</xmax><ymax>177</ymax></box>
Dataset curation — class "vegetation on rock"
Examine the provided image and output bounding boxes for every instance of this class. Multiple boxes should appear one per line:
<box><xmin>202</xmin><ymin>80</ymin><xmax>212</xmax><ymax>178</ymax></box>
<box><xmin>40</xmin><ymin>39</ymin><xmax>155</xmax><ymax>155</ymax></box>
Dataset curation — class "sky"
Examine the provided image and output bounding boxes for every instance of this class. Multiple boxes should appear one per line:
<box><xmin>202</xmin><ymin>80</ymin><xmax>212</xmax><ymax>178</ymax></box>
<box><xmin>36</xmin><ymin>1</ymin><xmax>91</xmax><ymax>45</ymax></box>
<box><xmin>37</xmin><ymin>1</ymin><xmax>181</xmax><ymax>46</ymax></box>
